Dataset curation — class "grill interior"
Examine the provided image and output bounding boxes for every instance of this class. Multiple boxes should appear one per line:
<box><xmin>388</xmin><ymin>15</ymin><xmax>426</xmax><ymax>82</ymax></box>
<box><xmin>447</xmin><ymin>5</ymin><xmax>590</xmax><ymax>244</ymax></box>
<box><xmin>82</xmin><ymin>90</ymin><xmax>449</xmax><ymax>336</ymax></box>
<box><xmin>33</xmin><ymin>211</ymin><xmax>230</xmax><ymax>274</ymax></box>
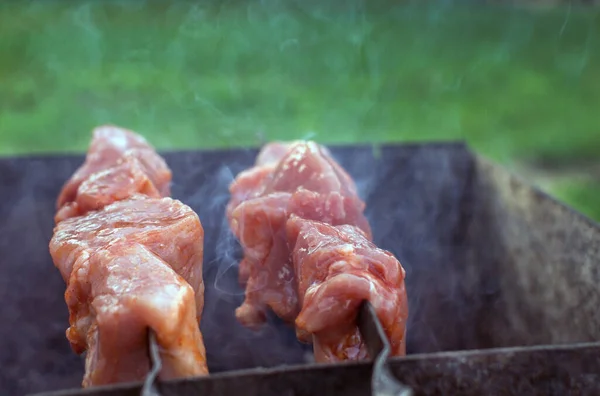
<box><xmin>1</xmin><ymin>142</ymin><xmax>599</xmax><ymax>396</ymax></box>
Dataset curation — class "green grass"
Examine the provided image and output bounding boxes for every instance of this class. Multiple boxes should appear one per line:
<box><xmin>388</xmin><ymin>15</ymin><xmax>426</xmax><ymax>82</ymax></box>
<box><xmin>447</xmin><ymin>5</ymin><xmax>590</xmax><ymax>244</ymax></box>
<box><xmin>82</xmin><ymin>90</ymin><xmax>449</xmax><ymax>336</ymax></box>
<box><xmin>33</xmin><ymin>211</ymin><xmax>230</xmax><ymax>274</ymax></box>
<box><xmin>1</xmin><ymin>1</ymin><xmax>599</xmax><ymax>219</ymax></box>
<box><xmin>550</xmin><ymin>180</ymin><xmax>600</xmax><ymax>221</ymax></box>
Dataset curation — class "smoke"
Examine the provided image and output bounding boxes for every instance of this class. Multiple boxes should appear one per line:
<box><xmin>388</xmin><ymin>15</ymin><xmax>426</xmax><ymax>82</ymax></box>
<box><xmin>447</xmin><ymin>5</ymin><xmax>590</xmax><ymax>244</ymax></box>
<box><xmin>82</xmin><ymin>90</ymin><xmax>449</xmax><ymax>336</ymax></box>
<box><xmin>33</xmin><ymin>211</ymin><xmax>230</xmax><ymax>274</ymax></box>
<box><xmin>167</xmin><ymin>147</ymin><xmax>310</xmax><ymax>372</ymax></box>
<box><xmin>210</xmin><ymin>166</ymin><xmax>245</xmax><ymax>299</ymax></box>
<box><xmin>170</xmin><ymin>156</ymin><xmax>245</xmax><ymax>302</ymax></box>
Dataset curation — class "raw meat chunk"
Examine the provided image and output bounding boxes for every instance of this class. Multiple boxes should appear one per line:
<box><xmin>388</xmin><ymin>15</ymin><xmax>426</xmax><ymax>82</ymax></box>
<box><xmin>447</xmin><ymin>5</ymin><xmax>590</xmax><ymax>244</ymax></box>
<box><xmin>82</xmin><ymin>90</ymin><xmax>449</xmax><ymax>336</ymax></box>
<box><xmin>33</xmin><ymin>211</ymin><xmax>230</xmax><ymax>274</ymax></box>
<box><xmin>78</xmin><ymin>242</ymin><xmax>207</xmax><ymax>386</ymax></box>
<box><xmin>56</xmin><ymin>125</ymin><xmax>171</xmax><ymax>222</ymax></box>
<box><xmin>50</xmin><ymin>195</ymin><xmax>206</xmax><ymax>332</ymax></box>
<box><xmin>227</xmin><ymin>141</ymin><xmax>372</xmax><ymax>328</ymax></box>
<box><xmin>50</xmin><ymin>126</ymin><xmax>208</xmax><ymax>388</ymax></box>
<box><xmin>287</xmin><ymin>215</ymin><xmax>408</xmax><ymax>363</ymax></box>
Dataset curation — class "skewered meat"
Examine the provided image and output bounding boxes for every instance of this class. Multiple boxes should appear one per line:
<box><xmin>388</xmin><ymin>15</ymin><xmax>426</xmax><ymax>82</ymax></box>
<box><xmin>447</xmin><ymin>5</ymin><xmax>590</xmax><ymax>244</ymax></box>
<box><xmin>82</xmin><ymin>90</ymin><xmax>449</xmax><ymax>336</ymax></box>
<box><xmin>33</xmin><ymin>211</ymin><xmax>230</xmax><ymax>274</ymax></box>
<box><xmin>225</xmin><ymin>142</ymin><xmax>294</xmax><ymax>286</ymax></box>
<box><xmin>225</xmin><ymin>141</ymin><xmax>293</xmax><ymax>225</ymax></box>
<box><xmin>287</xmin><ymin>215</ymin><xmax>408</xmax><ymax>362</ymax></box>
<box><xmin>55</xmin><ymin>125</ymin><xmax>171</xmax><ymax>223</ymax></box>
<box><xmin>226</xmin><ymin>140</ymin><xmax>408</xmax><ymax>364</ymax></box>
<box><xmin>77</xmin><ymin>242</ymin><xmax>206</xmax><ymax>386</ymax></box>
<box><xmin>49</xmin><ymin>126</ymin><xmax>207</xmax><ymax>387</ymax></box>
<box><xmin>50</xmin><ymin>196</ymin><xmax>206</xmax><ymax>324</ymax></box>
<box><xmin>227</xmin><ymin>141</ymin><xmax>372</xmax><ymax>328</ymax></box>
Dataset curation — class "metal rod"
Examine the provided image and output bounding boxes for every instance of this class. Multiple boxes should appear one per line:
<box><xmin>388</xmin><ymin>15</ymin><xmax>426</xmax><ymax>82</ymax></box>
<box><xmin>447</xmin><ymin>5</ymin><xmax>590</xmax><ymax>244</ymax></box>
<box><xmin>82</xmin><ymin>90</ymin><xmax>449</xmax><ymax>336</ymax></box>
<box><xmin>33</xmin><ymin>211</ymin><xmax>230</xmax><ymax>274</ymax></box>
<box><xmin>358</xmin><ymin>301</ymin><xmax>412</xmax><ymax>396</ymax></box>
<box><xmin>141</xmin><ymin>329</ymin><xmax>162</xmax><ymax>396</ymax></box>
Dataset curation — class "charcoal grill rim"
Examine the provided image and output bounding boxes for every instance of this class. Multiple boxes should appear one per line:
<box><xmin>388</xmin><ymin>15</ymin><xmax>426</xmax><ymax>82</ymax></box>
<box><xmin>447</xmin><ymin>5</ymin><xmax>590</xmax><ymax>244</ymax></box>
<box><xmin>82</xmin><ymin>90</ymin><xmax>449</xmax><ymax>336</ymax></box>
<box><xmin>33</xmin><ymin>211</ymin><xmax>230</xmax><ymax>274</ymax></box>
<box><xmin>28</xmin><ymin>341</ymin><xmax>600</xmax><ymax>396</ymax></box>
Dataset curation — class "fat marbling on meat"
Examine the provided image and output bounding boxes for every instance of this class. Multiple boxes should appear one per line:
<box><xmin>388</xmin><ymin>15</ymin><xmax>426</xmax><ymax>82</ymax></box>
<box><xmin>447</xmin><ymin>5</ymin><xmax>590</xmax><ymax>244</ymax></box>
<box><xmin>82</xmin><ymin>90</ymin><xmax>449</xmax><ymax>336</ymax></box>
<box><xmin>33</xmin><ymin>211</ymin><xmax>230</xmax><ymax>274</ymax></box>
<box><xmin>227</xmin><ymin>141</ymin><xmax>372</xmax><ymax>328</ymax></box>
<box><xmin>287</xmin><ymin>215</ymin><xmax>408</xmax><ymax>362</ymax></box>
<box><xmin>51</xmin><ymin>196</ymin><xmax>206</xmax><ymax>326</ymax></box>
<box><xmin>226</xmin><ymin>140</ymin><xmax>408</xmax><ymax>363</ymax></box>
<box><xmin>49</xmin><ymin>126</ymin><xmax>207</xmax><ymax>387</ymax></box>
<box><xmin>77</xmin><ymin>242</ymin><xmax>206</xmax><ymax>386</ymax></box>
<box><xmin>55</xmin><ymin>125</ymin><xmax>172</xmax><ymax>223</ymax></box>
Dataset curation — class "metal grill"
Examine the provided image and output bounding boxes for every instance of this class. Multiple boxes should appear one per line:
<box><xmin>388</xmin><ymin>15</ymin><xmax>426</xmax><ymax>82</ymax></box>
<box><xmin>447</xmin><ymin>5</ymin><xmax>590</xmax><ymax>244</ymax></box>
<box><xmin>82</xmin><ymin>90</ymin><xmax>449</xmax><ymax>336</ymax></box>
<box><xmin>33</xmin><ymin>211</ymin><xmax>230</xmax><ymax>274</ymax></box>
<box><xmin>1</xmin><ymin>143</ymin><xmax>599</xmax><ymax>396</ymax></box>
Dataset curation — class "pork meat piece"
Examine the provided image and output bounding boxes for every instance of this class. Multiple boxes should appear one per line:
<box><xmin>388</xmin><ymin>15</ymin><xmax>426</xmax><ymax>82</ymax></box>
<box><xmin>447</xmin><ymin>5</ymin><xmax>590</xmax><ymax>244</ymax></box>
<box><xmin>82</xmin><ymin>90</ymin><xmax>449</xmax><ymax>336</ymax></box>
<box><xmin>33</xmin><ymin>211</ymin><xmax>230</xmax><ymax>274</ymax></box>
<box><xmin>286</xmin><ymin>215</ymin><xmax>408</xmax><ymax>363</ymax></box>
<box><xmin>56</xmin><ymin>125</ymin><xmax>171</xmax><ymax>223</ymax></box>
<box><xmin>225</xmin><ymin>142</ymin><xmax>294</xmax><ymax>286</ymax></box>
<box><xmin>225</xmin><ymin>141</ymin><xmax>343</xmax><ymax>286</ymax></box>
<box><xmin>255</xmin><ymin>141</ymin><xmax>295</xmax><ymax>166</ymax></box>
<box><xmin>78</xmin><ymin>242</ymin><xmax>207</xmax><ymax>387</ymax></box>
<box><xmin>55</xmin><ymin>155</ymin><xmax>165</xmax><ymax>223</ymax></box>
<box><xmin>227</xmin><ymin>141</ymin><xmax>372</xmax><ymax>328</ymax></box>
<box><xmin>49</xmin><ymin>196</ymin><xmax>206</xmax><ymax>355</ymax></box>
<box><xmin>230</xmin><ymin>193</ymin><xmax>295</xmax><ymax>326</ymax></box>
<box><xmin>225</xmin><ymin>141</ymin><xmax>294</xmax><ymax>225</ymax></box>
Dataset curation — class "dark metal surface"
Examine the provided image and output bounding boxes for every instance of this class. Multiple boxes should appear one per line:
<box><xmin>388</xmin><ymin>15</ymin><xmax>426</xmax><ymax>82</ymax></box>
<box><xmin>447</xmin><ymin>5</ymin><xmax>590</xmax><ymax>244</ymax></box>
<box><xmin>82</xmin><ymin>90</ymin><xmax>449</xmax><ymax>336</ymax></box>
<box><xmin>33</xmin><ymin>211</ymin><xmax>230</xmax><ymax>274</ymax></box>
<box><xmin>2</xmin><ymin>142</ymin><xmax>600</xmax><ymax>395</ymax></box>
<box><xmin>470</xmin><ymin>155</ymin><xmax>600</xmax><ymax>349</ymax></box>
<box><xmin>30</xmin><ymin>342</ymin><xmax>600</xmax><ymax>396</ymax></box>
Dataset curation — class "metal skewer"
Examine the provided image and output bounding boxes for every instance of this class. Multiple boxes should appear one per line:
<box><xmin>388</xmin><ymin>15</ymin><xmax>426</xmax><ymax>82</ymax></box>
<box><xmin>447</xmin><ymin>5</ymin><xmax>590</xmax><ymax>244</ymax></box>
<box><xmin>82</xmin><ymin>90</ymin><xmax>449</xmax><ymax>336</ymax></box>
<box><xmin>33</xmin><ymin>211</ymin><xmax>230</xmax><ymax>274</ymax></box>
<box><xmin>87</xmin><ymin>305</ymin><xmax>406</xmax><ymax>396</ymax></box>
<box><xmin>141</xmin><ymin>329</ymin><xmax>162</xmax><ymax>396</ymax></box>
<box><xmin>358</xmin><ymin>301</ymin><xmax>413</xmax><ymax>396</ymax></box>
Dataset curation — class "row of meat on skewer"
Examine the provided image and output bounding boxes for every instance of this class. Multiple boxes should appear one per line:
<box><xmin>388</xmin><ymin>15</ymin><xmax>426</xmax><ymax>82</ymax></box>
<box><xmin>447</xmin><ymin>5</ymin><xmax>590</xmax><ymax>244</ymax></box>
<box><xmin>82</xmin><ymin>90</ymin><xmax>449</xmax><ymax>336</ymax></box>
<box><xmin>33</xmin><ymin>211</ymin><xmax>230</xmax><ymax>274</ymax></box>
<box><xmin>48</xmin><ymin>126</ymin><xmax>409</xmax><ymax>387</ymax></box>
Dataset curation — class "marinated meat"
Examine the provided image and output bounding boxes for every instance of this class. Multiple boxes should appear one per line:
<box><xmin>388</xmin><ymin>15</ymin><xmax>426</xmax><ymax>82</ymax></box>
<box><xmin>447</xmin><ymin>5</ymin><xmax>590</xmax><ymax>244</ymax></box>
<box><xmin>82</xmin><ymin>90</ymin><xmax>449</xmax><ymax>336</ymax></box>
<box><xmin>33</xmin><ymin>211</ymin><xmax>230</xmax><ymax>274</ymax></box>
<box><xmin>227</xmin><ymin>140</ymin><xmax>408</xmax><ymax>363</ymax></box>
<box><xmin>225</xmin><ymin>142</ymin><xmax>293</xmax><ymax>286</ymax></box>
<box><xmin>80</xmin><ymin>242</ymin><xmax>207</xmax><ymax>386</ymax></box>
<box><xmin>287</xmin><ymin>215</ymin><xmax>408</xmax><ymax>362</ymax></box>
<box><xmin>50</xmin><ymin>196</ymin><xmax>206</xmax><ymax>324</ymax></box>
<box><xmin>225</xmin><ymin>141</ymin><xmax>293</xmax><ymax>225</ymax></box>
<box><xmin>50</xmin><ymin>126</ymin><xmax>207</xmax><ymax>387</ymax></box>
<box><xmin>231</xmin><ymin>193</ymin><xmax>295</xmax><ymax>326</ymax></box>
<box><xmin>227</xmin><ymin>141</ymin><xmax>372</xmax><ymax>328</ymax></box>
<box><xmin>55</xmin><ymin>125</ymin><xmax>171</xmax><ymax>223</ymax></box>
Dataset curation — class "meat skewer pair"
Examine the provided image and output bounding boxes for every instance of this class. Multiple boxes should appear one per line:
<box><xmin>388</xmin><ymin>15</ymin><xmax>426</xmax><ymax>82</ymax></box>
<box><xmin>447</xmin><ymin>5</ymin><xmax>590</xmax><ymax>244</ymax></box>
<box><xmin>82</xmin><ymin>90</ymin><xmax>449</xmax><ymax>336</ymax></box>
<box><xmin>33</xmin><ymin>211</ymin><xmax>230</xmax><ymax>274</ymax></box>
<box><xmin>49</xmin><ymin>128</ymin><xmax>408</xmax><ymax>389</ymax></box>
<box><xmin>227</xmin><ymin>141</ymin><xmax>409</xmax><ymax>363</ymax></box>
<box><xmin>49</xmin><ymin>126</ymin><xmax>208</xmax><ymax>387</ymax></box>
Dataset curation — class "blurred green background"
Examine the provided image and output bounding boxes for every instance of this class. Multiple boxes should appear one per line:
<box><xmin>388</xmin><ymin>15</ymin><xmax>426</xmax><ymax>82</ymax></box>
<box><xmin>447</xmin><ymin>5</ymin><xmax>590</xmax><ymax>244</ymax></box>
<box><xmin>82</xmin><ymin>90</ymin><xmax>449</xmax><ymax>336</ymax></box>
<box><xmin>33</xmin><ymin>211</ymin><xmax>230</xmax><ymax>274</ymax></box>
<box><xmin>1</xmin><ymin>1</ymin><xmax>599</xmax><ymax>220</ymax></box>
